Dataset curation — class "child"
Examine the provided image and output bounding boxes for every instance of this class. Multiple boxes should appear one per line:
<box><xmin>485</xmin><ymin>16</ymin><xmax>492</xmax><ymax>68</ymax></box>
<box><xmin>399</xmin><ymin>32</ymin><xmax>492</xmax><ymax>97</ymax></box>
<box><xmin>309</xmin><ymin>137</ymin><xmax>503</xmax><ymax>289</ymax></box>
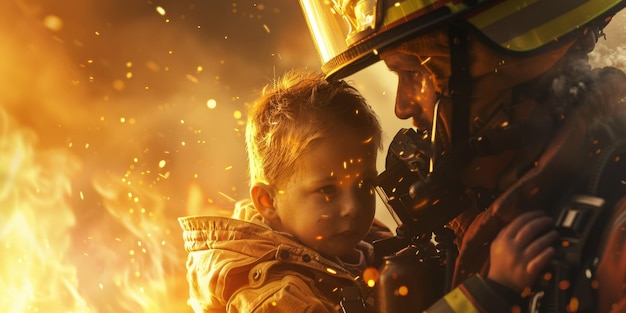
<box><xmin>179</xmin><ymin>69</ymin><xmax>383</xmax><ymax>312</ymax></box>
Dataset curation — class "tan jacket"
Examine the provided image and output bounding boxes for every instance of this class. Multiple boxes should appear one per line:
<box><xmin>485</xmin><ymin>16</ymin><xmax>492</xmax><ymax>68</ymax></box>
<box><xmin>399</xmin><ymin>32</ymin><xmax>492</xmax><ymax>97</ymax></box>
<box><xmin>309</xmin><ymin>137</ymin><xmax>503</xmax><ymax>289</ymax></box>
<box><xmin>179</xmin><ymin>201</ymin><xmax>376</xmax><ymax>313</ymax></box>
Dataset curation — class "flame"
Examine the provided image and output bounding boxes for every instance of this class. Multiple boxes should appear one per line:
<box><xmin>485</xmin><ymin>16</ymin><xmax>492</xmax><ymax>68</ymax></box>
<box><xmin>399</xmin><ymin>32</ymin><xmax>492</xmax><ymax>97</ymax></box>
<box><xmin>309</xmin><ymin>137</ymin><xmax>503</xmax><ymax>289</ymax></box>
<box><xmin>0</xmin><ymin>108</ymin><xmax>87</xmax><ymax>312</ymax></box>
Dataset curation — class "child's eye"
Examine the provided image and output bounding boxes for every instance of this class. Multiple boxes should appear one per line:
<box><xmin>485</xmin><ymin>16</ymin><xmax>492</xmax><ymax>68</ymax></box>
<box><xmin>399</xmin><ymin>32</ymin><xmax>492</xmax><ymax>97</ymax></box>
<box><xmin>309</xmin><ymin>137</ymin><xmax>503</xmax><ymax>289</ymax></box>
<box><xmin>318</xmin><ymin>185</ymin><xmax>338</xmax><ymax>194</ymax></box>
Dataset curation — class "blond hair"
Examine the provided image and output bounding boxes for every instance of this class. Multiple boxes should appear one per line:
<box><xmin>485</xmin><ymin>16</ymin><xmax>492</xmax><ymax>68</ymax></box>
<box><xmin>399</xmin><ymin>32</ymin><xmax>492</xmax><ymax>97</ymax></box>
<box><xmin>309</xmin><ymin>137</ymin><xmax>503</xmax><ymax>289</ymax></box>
<box><xmin>245</xmin><ymin>69</ymin><xmax>382</xmax><ymax>186</ymax></box>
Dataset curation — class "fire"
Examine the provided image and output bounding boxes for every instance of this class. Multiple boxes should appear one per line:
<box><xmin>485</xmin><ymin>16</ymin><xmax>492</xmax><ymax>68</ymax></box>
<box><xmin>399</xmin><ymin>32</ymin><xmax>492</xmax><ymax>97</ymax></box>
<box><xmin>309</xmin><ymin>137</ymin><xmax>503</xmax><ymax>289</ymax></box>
<box><xmin>1</xmin><ymin>108</ymin><xmax>86</xmax><ymax>312</ymax></box>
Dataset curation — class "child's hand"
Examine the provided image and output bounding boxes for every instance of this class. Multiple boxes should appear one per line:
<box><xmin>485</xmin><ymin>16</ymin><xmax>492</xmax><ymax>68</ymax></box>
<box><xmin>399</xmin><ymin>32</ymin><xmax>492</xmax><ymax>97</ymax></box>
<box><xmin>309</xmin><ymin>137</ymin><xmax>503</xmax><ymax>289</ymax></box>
<box><xmin>487</xmin><ymin>210</ymin><xmax>559</xmax><ymax>292</ymax></box>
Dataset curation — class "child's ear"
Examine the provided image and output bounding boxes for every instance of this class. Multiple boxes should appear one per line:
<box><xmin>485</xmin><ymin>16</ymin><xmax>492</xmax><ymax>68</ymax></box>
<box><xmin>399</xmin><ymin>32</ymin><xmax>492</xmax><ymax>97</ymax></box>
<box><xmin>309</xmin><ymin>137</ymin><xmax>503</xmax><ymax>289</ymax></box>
<box><xmin>250</xmin><ymin>183</ymin><xmax>280</xmax><ymax>223</ymax></box>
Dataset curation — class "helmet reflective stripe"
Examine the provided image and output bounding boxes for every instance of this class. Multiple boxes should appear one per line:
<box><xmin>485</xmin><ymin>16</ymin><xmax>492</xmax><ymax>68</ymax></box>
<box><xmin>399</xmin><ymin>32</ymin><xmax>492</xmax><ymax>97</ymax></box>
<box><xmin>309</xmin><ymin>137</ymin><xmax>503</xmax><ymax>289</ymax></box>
<box><xmin>470</xmin><ymin>0</ymin><xmax>625</xmax><ymax>52</ymax></box>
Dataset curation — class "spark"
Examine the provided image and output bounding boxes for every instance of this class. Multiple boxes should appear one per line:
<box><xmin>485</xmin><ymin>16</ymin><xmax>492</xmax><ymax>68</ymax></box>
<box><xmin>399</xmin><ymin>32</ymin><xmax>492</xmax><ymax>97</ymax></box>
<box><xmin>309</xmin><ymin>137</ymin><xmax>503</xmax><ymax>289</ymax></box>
<box><xmin>207</xmin><ymin>99</ymin><xmax>217</xmax><ymax>109</ymax></box>
<box><xmin>156</xmin><ymin>6</ymin><xmax>166</xmax><ymax>16</ymax></box>
<box><xmin>218</xmin><ymin>192</ymin><xmax>236</xmax><ymax>203</ymax></box>
<box><xmin>43</xmin><ymin>15</ymin><xmax>63</xmax><ymax>32</ymax></box>
<box><xmin>186</xmin><ymin>74</ymin><xmax>198</xmax><ymax>83</ymax></box>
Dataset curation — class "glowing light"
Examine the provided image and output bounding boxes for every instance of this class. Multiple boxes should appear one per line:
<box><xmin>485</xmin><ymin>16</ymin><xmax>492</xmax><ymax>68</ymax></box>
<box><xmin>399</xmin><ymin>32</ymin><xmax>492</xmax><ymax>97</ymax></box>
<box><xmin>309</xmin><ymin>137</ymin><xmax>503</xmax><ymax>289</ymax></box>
<box><xmin>156</xmin><ymin>6</ymin><xmax>166</xmax><ymax>16</ymax></box>
<box><xmin>233</xmin><ymin>110</ymin><xmax>242</xmax><ymax>119</ymax></box>
<box><xmin>315</xmin><ymin>235</ymin><xmax>323</xmax><ymax>240</ymax></box>
<box><xmin>326</xmin><ymin>268</ymin><xmax>337</xmax><ymax>275</ymax></box>
<box><xmin>567</xmin><ymin>297</ymin><xmax>579</xmax><ymax>312</ymax></box>
<box><xmin>207</xmin><ymin>99</ymin><xmax>217</xmax><ymax>109</ymax></box>
<box><xmin>186</xmin><ymin>74</ymin><xmax>198</xmax><ymax>83</ymax></box>
<box><xmin>362</xmin><ymin>267</ymin><xmax>379</xmax><ymax>287</ymax></box>
<box><xmin>43</xmin><ymin>15</ymin><xmax>63</xmax><ymax>32</ymax></box>
<box><xmin>158</xmin><ymin>160</ymin><xmax>167</xmax><ymax>168</ymax></box>
<box><xmin>113</xmin><ymin>80</ymin><xmax>125</xmax><ymax>91</ymax></box>
<box><xmin>397</xmin><ymin>285</ymin><xmax>409</xmax><ymax>296</ymax></box>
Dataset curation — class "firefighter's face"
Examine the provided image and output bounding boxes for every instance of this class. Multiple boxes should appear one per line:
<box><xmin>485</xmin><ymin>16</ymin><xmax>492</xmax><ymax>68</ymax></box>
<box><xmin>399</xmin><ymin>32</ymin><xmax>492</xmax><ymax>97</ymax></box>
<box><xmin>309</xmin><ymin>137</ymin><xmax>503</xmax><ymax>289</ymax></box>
<box><xmin>381</xmin><ymin>51</ymin><xmax>439</xmax><ymax>132</ymax></box>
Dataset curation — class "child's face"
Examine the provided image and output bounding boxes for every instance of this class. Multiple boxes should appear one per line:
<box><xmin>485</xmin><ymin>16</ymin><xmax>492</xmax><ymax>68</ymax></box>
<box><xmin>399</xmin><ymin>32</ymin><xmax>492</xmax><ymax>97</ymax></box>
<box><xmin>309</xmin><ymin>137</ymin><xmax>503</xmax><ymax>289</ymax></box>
<box><xmin>272</xmin><ymin>129</ymin><xmax>378</xmax><ymax>258</ymax></box>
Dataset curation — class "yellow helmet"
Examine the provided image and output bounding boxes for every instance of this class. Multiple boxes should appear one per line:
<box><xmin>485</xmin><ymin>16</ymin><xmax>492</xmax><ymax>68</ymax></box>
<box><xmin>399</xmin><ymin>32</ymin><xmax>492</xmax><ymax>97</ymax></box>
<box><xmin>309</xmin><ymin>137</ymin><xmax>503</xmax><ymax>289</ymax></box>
<box><xmin>300</xmin><ymin>0</ymin><xmax>626</xmax><ymax>80</ymax></box>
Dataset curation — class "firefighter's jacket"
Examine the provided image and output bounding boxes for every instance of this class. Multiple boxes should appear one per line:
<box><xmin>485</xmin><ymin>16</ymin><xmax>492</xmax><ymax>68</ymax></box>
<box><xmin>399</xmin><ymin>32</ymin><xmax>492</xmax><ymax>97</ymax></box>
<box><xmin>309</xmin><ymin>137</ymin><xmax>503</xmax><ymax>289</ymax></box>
<box><xmin>426</xmin><ymin>65</ymin><xmax>626</xmax><ymax>311</ymax></box>
<box><xmin>179</xmin><ymin>201</ymin><xmax>376</xmax><ymax>313</ymax></box>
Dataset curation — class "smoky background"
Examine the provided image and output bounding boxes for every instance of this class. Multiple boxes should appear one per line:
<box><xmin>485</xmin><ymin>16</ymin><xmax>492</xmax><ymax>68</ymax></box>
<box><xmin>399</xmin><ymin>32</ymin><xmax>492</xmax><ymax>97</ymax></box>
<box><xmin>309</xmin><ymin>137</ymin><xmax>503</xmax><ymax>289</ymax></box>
<box><xmin>0</xmin><ymin>1</ymin><xmax>624</xmax><ymax>312</ymax></box>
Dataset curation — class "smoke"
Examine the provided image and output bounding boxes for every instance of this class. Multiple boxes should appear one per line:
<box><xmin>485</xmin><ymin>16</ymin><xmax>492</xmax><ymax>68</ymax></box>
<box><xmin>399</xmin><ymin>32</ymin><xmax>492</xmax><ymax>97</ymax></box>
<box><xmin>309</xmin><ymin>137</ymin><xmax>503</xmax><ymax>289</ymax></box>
<box><xmin>589</xmin><ymin>9</ymin><xmax>626</xmax><ymax>71</ymax></box>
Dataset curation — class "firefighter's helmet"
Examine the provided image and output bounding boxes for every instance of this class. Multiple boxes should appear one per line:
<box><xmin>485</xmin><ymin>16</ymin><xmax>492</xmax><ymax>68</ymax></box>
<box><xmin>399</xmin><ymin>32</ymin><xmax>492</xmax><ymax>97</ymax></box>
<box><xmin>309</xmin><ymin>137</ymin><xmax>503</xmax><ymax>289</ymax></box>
<box><xmin>299</xmin><ymin>0</ymin><xmax>626</xmax><ymax>80</ymax></box>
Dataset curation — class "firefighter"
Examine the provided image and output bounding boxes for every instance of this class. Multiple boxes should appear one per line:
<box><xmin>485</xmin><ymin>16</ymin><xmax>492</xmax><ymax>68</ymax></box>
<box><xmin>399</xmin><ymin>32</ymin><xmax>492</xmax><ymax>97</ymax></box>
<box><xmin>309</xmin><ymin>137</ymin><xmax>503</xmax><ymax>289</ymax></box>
<box><xmin>299</xmin><ymin>1</ymin><xmax>626</xmax><ymax>312</ymax></box>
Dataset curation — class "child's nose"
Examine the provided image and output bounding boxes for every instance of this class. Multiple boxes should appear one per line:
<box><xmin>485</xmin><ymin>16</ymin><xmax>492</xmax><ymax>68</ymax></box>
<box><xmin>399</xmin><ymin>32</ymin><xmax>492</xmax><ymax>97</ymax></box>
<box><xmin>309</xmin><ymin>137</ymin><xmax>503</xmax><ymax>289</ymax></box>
<box><xmin>340</xmin><ymin>192</ymin><xmax>361</xmax><ymax>218</ymax></box>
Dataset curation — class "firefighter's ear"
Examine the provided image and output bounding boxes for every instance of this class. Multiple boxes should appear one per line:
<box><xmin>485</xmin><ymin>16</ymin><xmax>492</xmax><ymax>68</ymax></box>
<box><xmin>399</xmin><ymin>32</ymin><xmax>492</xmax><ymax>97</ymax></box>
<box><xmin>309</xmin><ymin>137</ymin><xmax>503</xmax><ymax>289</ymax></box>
<box><xmin>251</xmin><ymin>183</ymin><xmax>280</xmax><ymax>224</ymax></box>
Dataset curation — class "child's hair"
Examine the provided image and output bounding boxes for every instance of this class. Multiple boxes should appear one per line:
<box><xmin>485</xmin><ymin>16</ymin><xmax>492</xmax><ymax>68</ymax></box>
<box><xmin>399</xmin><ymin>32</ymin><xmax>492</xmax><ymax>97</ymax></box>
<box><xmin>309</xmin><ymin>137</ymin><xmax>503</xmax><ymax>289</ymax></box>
<box><xmin>245</xmin><ymin>69</ymin><xmax>382</xmax><ymax>186</ymax></box>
